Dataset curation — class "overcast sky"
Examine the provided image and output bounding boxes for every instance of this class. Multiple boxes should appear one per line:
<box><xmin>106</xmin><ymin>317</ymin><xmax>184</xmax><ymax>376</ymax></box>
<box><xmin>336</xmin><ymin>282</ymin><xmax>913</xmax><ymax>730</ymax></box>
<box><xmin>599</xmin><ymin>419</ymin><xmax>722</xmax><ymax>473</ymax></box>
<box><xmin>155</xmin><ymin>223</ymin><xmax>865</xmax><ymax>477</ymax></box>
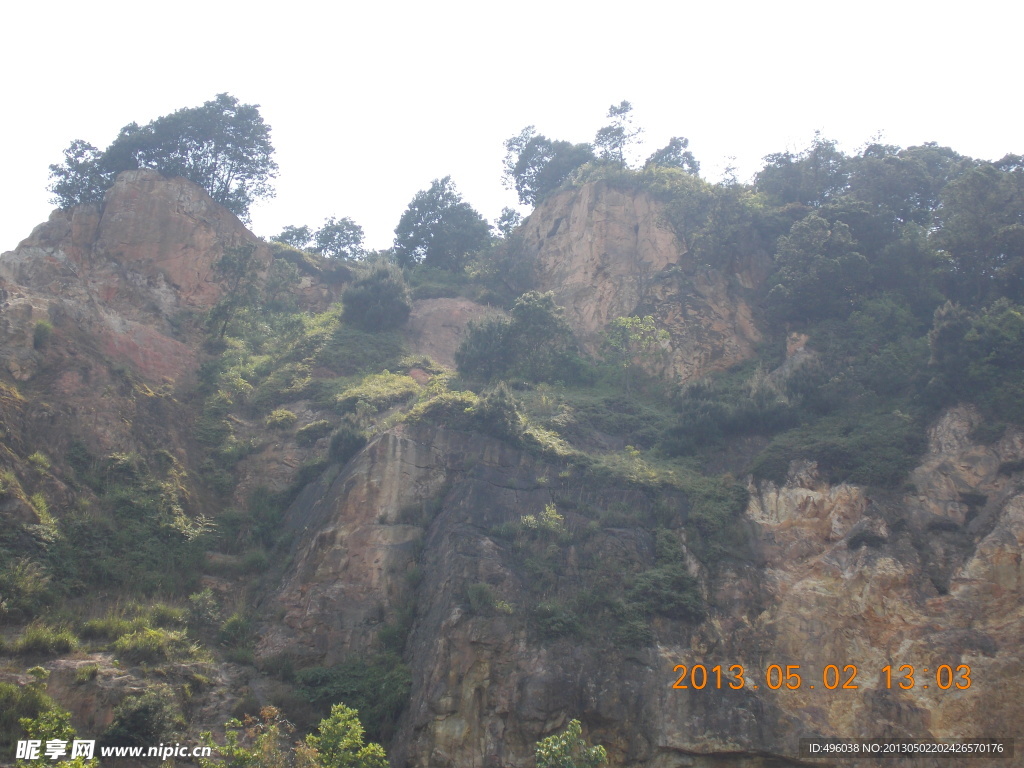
<box><xmin>2</xmin><ymin>1</ymin><xmax>1021</xmax><ymax>254</ymax></box>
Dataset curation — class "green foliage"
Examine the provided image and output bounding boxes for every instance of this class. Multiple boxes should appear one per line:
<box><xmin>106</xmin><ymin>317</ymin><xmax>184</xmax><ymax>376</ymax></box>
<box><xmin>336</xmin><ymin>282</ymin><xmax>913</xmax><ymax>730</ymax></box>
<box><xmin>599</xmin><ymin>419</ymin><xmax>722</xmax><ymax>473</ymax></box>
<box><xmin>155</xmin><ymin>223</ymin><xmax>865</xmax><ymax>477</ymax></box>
<box><xmin>198</xmin><ymin>707</ymin><xmax>295</xmax><ymax>768</ymax></box>
<box><xmin>594</xmin><ymin>100</ymin><xmax>641</xmax><ymax>166</ymax></box>
<box><xmin>535</xmin><ymin>718</ymin><xmax>607</xmax><ymax>768</ymax></box>
<box><xmin>0</xmin><ymin>677</ymin><xmax>56</xmax><ymax>757</ymax></box>
<box><xmin>503</xmin><ymin>126</ymin><xmax>595</xmax><ymax>205</ymax></box>
<box><xmin>32</xmin><ymin>320</ymin><xmax>53</xmax><ymax>350</ymax></box>
<box><xmin>17</xmin><ymin>699</ymin><xmax>98</xmax><ymax>768</ymax></box>
<box><xmin>469</xmin><ymin>382</ymin><xmax>525</xmax><ymax>443</ymax></box>
<box><xmin>601</xmin><ymin>315</ymin><xmax>669</xmax><ymax>392</ymax></box>
<box><xmin>266</xmin><ymin>409</ymin><xmax>298</xmax><ymax>429</ymax></box>
<box><xmin>296</xmin><ymin>420</ymin><xmax>334</xmax><ymax>446</ymax></box>
<box><xmin>393</xmin><ymin>176</ymin><xmax>491</xmax><ymax>271</ymax></box>
<box><xmin>48</xmin><ymin>93</ymin><xmax>276</xmax><ymax>219</ymax></box>
<box><xmin>304</xmin><ymin>704</ymin><xmax>388</xmax><ymax>768</ymax></box>
<box><xmin>928</xmin><ymin>298</ymin><xmax>1024</xmax><ymax>422</ymax></box>
<box><xmin>209</xmin><ymin>244</ymin><xmax>261</xmax><ymax>339</ymax></box>
<box><xmin>765</xmin><ymin>212</ymin><xmax>869</xmax><ymax>323</ymax></box>
<box><xmin>295</xmin><ymin>655</ymin><xmax>411</xmax><ymax>743</ymax></box>
<box><xmin>187</xmin><ymin>588</ymin><xmax>222</xmax><ymax>631</ymax></box>
<box><xmin>0</xmin><ymin>556</ymin><xmax>52</xmax><ymax>620</ymax></box>
<box><xmin>13</xmin><ymin>623</ymin><xmax>79</xmax><ymax>655</ymax></box>
<box><xmin>334</xmin><ymin>372</ymin><xmax>419</xmax><ymax>415</ymax></box>
<box><xmin>456</xmin><ymin>291</ymin><xmax>587</xmax><ymax>384</ymax></box>
<box><xmin>644</xmin><ymin>136</ymin><xmax>699</xmax><ymax>174</ymax></box>
<box><xmin>341</xmin><ymin>264</ymin><xmax>411</xmax><ymax>331</ymax></box>
<box><xmin>112</xmin><ymin>627</ymin><xmax>193</xmax><ymax>664</ymax></box>
<box><xmin>533</xmin><ymin>601</ymin><xmax>581</xmax><ymax>639</ymax></box>
<box><xmin>329</xmin><ymin>424</ymin><xmax>368</xmax><ymax>465</ymax></box>
<box><xmin>314</xmin><ymin>217</ymin><xmax>365</xmax><ymax>260</ymax></box>
<box><xmin>520</xmin><ymin>503</ymin><xmax>567</xmax><ymax>539</ymax></box>
<box><xmin>466</xmin><ymin>582</ymin><xmax>496</xmax><ymax>614</ymax></box>
<box><xmin>100</xmin><ymin>687</ymin><xmax>182</xmax><ymax>748</ymax></box>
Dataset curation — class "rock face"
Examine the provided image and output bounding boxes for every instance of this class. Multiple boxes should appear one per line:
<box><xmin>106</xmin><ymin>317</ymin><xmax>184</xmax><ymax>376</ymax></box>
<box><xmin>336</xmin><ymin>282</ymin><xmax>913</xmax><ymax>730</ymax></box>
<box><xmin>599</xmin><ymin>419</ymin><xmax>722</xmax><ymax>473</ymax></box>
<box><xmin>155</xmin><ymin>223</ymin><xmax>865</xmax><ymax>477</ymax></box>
<box><xmin>0</xmin><ymin>169</ymin><xmax>266</xmax><ymax>385</ymax></box>
<box><xmin>260</xmin><ymin>407</ymin><xmax>1024</xmax><ymax>767</ymax></box>
<box><xmin>524</xmin><ymin>182</ymin><xmax>766</xmax><ymax>383</ymax></box>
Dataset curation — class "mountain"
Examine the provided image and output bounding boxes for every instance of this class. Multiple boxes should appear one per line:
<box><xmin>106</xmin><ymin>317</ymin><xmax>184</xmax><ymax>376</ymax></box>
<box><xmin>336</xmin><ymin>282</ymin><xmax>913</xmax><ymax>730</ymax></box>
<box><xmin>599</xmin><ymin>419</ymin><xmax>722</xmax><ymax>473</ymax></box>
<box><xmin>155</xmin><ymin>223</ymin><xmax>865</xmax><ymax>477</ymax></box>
<box><xmin>0</xmin><ymin>169</ymin><xmax>1020</xmax><ymax>767</ymax></box>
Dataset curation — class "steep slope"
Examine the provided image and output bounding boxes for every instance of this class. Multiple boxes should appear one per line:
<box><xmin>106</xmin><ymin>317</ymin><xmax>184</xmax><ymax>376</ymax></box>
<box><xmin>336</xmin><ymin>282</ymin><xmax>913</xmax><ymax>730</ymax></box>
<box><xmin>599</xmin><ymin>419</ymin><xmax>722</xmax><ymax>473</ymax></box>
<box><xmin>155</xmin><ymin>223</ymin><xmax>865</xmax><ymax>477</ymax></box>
<box><xmin>259</xmin><ymin>406</ymin><xmax>1024</xmax><ymax>767</ymax></box>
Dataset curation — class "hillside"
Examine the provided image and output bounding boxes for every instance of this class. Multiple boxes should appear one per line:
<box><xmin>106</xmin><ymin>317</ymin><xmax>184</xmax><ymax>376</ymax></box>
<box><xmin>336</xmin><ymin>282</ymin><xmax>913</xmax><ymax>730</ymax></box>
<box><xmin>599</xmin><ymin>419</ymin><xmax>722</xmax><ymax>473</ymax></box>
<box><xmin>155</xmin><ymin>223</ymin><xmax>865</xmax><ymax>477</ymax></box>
<box><xmin>1</xmin><ymin>155</ymin><xmax>1022</xmax><ymax>768</ymax></box>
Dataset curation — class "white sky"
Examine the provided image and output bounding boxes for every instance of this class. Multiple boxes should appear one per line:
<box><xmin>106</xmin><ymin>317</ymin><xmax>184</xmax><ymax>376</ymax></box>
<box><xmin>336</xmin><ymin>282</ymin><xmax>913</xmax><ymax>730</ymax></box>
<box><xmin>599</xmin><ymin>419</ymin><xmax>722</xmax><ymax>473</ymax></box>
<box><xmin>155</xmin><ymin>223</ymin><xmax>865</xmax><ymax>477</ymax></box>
<box><xmin>2</xmin><ymin>1</ymin><xmax>1021</xmax><ymax>253</ymax></box>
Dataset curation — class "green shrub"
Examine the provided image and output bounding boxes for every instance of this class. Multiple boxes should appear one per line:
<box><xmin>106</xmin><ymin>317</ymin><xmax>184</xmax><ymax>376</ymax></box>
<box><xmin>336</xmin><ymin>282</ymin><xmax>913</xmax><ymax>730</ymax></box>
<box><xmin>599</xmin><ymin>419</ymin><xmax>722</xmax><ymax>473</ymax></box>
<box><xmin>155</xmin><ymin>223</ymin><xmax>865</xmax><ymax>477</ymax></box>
<box><xmin>75</xmin><ymin>664</ymin><xmax>100</xmax><ymax>684</ymax></box>
<box><xmin>27</xmin><ymin>452</ymin><xmax>51</xmax><ymax>473</ymax></box>
<box><xmin>186</xmin><ymin>588</ymin><xmax>221</xmax><ymax>631</ymax></box>
<box><xmin>219</xmin><ymin>611</ymin><xmax>253</xmax><ymax>648</ymax></box>
<box><xmin>33</xmin><ymin>320</ymin><xmax>53</xmax><ymax>349</ymax></box>
<box><xmin>266</xmin><ymin>409</ymin><xmax>298</xmax><ymax>429</ymax></box>
<box><xmin>533</xmin><ymin>601</ymin><xmax>581</xmax><ymax>639</ymax></box>
<box><xmin>14</xmin><ymin>623</ymin><xmax>79</xmax><ymax>655</ymax></box>
<box><xmin>113</xmin><ymin>627</ymin><xmax>189</xmax><ymax>664</ymax></box>
<box><xmin>466</xmin><ymin>582</ymin><xmax>496</xmax><ymax>614</ymax></box>
<box><xmin>296</xmin><ymin>654</ymin><xmax>411</xmax><ymax>743</ymax></box>
<box><xmin>329</xmin><ymin>423</ymin><xmax>368</xmax><ymax>464</ymax></box>
<box><xmin>296</xmin><ymin>420</ymin><xmax>333</xmax><ymax>446</ymax></box>
<box><xmin>341</xmin><ymin>264</ymin><xmax>412</xmax><ymax>331</ymax></box>
<box><xmin>456</xmin><ymin>292</ymin><xmax>588</xmax><ymax>384</ymax></box>
<box><xmin>334</xmin><ymin>372</ymin><xmax>419</xmax><ymax>414</ymax></box>
<box><xmin>628</xmin><ymin>564</ymin><xmax>703</xmax><ymax>621</ymax></box>
<box><xmin>0</xmin><ymin>680</ymin><xmax>57</xmax><ymax>753</ymax></box>
<box><xmin>100</xmin><ymin>687</ymin><xmax>183</xmax><ymax>748</ymax></box>
<box><xmin>0</xmin><ymin>556</ymin><xmax>52</xmax><ymax>620</ymax></box>
<box><xmin>80</xmin><ymin>613</ymin><xmax>147</xmax><ymax>640</ymax></box>
<box><xmin>404</xmin><ymin>389</ymin><xmax>478</xmax><ymax>428</ymax></box>
<box><xmin>470</xmin><ymin>382</ymin><xmax>525</xmax><ymax>443</ymax></box>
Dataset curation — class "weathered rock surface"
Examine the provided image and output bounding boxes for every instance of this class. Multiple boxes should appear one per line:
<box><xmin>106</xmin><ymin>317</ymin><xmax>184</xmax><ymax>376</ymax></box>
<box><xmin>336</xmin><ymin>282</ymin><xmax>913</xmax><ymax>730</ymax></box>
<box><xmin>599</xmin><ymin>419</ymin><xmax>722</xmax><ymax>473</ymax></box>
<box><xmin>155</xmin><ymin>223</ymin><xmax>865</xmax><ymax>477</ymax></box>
<box><xmin>404</xmin><ymin>298</ymin><xmax>505</xmax><ymax>369</ymax></box>
<box><xmin>261</xmin><ymin>408</ymin><xmax>1024</xmax><ymax>767</ymax></box>
<box><xmin>0</xmin><ymin>169</ymin><xmax>267</xmax><ymax>386</ymax></box>
<box><xmin>524</xmin><ymin>182</ymin><xmax>766</xmax><ymax>383</ymax></box>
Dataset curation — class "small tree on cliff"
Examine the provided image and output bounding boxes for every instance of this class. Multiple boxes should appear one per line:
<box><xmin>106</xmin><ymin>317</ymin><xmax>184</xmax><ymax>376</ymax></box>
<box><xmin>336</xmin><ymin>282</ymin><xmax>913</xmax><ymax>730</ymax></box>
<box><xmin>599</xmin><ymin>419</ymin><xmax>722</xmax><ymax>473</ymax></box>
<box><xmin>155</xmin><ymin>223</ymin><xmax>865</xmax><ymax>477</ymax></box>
<box><xmin>48</xmin><ymin>94</ymin><xmax>277</xmax><ymax>221</ymax></box>
<box><xmin>208</xmin><ymin>244</ymin><xmax>261</xmax><ymax>339</ymax></box>
<box><xmin>535</xmin><ymin>719</ymin><xmax>607</xmax><ymax>768</ymax></box>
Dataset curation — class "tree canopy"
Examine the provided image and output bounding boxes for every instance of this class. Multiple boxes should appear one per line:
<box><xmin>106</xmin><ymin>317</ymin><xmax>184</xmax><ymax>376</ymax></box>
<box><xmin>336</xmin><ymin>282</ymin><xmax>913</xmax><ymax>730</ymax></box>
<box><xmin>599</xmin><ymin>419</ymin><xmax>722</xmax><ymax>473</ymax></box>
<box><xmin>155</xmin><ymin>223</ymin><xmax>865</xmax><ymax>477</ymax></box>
<box><xmin>392</xmin><ymin>176</ymin><xmax>491</xmax><ymax>271</ymax></box>
<box><xmin>48</xmin><ymin>93</ymin><xmax>277</xmax><ymax>220</ymax></box>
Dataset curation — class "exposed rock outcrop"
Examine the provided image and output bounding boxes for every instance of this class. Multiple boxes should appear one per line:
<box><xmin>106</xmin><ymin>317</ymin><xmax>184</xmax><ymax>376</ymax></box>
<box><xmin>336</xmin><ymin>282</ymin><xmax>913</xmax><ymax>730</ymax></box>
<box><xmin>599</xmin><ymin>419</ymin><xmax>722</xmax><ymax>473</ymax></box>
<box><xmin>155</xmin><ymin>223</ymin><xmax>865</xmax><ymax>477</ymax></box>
<box><xmin>525</xmin><ymin>182</ymin><xmax>767</xmax><ymax>383</ymax></box>
<box><xmin>261</xmin><ymin>408</ymin><xmax>1024</xmax><ymax>767</ymax></box>
<box><xmin>0</xmin><ymin>169</ymin><xmax>267</xmax><ymax>386</ymax></box>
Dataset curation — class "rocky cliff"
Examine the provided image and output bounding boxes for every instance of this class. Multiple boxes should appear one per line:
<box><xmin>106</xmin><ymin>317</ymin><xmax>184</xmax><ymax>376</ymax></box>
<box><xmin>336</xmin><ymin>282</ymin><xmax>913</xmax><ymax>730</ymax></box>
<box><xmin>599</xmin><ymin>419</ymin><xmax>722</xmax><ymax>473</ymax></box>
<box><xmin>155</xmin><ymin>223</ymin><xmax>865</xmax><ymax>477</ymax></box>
<box><xmin>523</xmin><ymin>182</ymin><xmax>766</xmax><ymax>383</ymax></box>
<box><xmin>1</xmin><ymin>173</ymin><xmax>1021</xmax><ymax>768</ymax></box>
<box><xmin>256</xmin><ymin>408</ymin><xmax>1023</xmax><ymax>767</ymax></box>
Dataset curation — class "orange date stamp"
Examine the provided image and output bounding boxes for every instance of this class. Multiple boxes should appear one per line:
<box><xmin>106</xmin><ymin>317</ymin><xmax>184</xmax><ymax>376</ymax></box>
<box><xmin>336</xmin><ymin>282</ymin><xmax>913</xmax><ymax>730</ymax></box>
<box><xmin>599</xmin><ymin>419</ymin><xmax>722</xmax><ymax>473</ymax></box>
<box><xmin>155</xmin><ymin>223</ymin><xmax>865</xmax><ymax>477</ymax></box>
<box><xmin>671</xmin><ymin>663</ymin><xmax>972</xmax><ymax>691</ymax></box>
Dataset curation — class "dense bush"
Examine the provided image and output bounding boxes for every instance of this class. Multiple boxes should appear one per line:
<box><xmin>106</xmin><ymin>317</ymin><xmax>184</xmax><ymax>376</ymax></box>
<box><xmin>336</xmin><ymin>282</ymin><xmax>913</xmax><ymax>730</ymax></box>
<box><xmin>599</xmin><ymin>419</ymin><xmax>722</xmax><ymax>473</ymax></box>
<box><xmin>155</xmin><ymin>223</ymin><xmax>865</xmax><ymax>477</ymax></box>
<box><xmin>342</xmin><ymin>264</ymin><xmax>412</xmax><ymax>331</ymax></box>
<box><xmin>329</xmin><ymin>423</ymin><xmax>368</xmax><ymax>465</ymax></box>
<box><xmin>295</xmin><ymin>654</ymin><xmax>411</xmax><ymax>742</ymax></box>
<box><xmin>456</xmin><ymin>291</ymin><xmax>587</xmax><ymax>384</ymax></box>
<box><xmin>100</xmin><ymin>687</ymin><xmax>182</xmax><ymax>748</ymax></box>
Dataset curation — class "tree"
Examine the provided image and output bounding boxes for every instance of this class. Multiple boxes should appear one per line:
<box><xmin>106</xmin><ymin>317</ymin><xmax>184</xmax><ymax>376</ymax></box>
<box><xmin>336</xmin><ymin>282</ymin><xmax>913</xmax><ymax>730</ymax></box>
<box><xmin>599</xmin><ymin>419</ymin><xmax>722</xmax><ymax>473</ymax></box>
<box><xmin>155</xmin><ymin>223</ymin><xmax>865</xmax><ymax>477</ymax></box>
<box><xmin>755</xmin><ymin>132</ymin><xmax>849</xmax><ymax>207</ymax></box>
<box><xmin>274</xmin><ymin>225</ymin><xmax>314</xmax><ymax>250</ymax></box>
<box><xmin>602</xmin><ymin>315</ymin><xmax>670</xmax><ymax>392</ymax></box>
<box><xmin>392</xmin><ymin>177</ymin><xmax>491</xmax><ymax>271</ymax></box>
<box><xmin>49</xmin><ymin>93</ymin><xmax>277</xmax><ymax>220</ymax></box>
<box><xmin>644</xmin><ymin>136</ymin><xmax>700</xmax><ymax>175</ymax></box>
<box><xmin>494</xmin><ymin>207</ymin><xmax>522</xmax><ymax>238</ymax></box>
<box><xmin>314</xmin><ymin>217</ymin><xmax>365</xmax><ymax>260</ymax></box>
<box><xmin>341</xmin><ymin>263</ymin><xmax>411</xmax><ymax>331</ymax></box>
<box><xmin>503</xmin><ymin>127</ymin><xmax>595</xmax><ymax>206</ymax></box>
<box><xmin>208</xmin><ymin>244</ymin><xmax>261</xmax><ymax>339</ymax></box>
<box><xmin>535</xmin><ymin>719</ymin><xmax>607</xmax><ymax>768</ymax></box>
<box><xmin>303</xmin><ymin>704</ymin><xmax>387</xmax><ymax>768</ymax></box>
<box><xmin>594</xmin><ymin>101</ymin><xmax>641</xmax><ymax>166</ymax></box>
<box><xmin>765</xmin><ymin>213</ymin><xmax>868</xmax><ymax>323</ymax></box>
<box><xmin>456</xmin><ymin>291</ymin><xmax>585</xmax><ymax>384</ymax></box>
